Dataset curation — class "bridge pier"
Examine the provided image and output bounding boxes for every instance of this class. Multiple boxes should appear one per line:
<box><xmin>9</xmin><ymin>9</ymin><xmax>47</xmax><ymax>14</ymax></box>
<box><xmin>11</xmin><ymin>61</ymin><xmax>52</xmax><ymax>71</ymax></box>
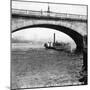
<box><xmin>79</xmin><ymin>35</ymin><xmax>87</xmax><ymax>84</ymax></box>
<box><xmin>75</xmin><ymin>45</ymin><xmax>83</xmax><ymax>53</ymax></box>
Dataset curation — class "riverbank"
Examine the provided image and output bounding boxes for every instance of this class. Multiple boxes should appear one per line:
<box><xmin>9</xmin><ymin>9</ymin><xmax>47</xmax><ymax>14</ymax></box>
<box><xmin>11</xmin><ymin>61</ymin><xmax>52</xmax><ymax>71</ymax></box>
<box><xmin>11</xmin><ymin>48</ymin><xmax>83</xmax><ymax>89</ymax></box>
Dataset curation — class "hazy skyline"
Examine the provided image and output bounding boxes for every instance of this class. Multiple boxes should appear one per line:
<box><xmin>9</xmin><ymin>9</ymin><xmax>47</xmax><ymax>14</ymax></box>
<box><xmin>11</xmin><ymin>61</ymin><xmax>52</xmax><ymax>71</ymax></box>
<box><xmin>12</xmin><ymin>28</ymin><xmax>76</xmax><ymax>49</ymax></box>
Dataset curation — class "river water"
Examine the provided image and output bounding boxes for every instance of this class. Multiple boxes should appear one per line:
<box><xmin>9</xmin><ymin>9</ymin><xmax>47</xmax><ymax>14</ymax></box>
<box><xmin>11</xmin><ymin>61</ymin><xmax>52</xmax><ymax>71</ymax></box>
<box><xmin>11</xmin><ymin>43</ymin><xmax>83</xmax><ymax>89</ymax></box>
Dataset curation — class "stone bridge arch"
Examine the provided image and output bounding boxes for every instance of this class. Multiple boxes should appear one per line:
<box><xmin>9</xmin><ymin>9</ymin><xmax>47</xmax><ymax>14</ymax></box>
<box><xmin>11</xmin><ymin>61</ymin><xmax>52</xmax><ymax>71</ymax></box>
<box><xmin>12</xmin><ymin>24</ymin><xmax>83</xmax><ymax>52</ymax></box>
<box><xmin>12</xmin><ymin>15</ymin><xmax>87</xmax><ymax>36</ymax></box>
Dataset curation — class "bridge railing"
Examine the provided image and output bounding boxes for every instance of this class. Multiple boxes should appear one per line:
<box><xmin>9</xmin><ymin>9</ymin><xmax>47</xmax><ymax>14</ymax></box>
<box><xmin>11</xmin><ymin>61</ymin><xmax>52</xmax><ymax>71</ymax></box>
<box><xmin>12</xmin><ymin>9</ymin><xmax>87</xmax><ymax>20</ymax></box>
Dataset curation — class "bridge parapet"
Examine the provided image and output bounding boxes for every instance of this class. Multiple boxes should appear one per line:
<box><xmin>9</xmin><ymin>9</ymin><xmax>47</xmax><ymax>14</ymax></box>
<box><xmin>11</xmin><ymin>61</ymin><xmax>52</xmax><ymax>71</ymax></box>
<box><xmin>12</xmin><ymin>9</ymin><xmax>87</xmax><ymax>21</ymax></box>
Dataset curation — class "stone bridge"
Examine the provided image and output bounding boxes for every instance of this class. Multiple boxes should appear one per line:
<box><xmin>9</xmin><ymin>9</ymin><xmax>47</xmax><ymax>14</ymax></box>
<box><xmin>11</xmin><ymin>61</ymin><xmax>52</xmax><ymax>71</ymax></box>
<box><xmin>12</xmin><ymin>9</ymin><xmax>88</xmax><ymax>52</ymax></box>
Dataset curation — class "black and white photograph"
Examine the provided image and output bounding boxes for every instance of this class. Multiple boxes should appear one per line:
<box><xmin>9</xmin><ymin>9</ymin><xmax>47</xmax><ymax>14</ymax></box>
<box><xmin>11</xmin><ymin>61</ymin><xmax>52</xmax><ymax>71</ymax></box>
<box><xmin>11</xmin><ymin>0</ymin><xmax>88</xmax><ymax>89</ymax></box>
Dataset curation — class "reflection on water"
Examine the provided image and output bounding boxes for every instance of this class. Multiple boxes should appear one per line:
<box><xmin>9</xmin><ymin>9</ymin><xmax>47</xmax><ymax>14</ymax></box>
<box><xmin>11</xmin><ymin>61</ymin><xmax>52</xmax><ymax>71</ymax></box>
<box><xmin>11</xmin><ymin>43</ymin><xmax>83</xmax><ymax>89</ymax></box>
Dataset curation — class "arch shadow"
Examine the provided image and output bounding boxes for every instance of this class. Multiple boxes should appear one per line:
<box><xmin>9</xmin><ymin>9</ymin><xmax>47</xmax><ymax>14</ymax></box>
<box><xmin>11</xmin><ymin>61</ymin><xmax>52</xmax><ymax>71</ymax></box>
<box><xmin>12</xmin><ymin>24</ymin><xmax>83</xmax><ymax>52</ymax></box>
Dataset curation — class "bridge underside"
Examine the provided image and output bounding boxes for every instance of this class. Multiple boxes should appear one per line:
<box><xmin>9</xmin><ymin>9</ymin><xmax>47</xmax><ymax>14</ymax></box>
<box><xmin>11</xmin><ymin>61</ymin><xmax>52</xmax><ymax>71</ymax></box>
<box><xmin>12</xmin><ymin>24</ymin><xmax>83</xmax><ymax>52</ymax></box>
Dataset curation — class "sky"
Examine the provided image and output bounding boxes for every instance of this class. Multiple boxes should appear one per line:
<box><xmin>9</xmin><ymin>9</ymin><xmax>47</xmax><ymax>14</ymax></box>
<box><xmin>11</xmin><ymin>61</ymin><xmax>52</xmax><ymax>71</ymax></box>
<box><xmin>12</xmin><ymin>28</ymin><xmax>74</xmax><ymax>42</ymax></box>
<box><xmin>12</xmin><ymin>0</ymin><xmax>87</xmax><ymax>15</ymax></box>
